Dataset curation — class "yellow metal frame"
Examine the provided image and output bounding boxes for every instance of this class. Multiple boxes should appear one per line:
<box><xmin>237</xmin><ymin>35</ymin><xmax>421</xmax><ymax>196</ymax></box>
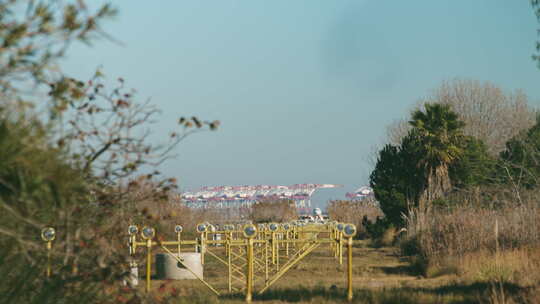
<box><xmin>126</xmin><ymin>222</ymin><xmax>356</xmax><ymax>303</ymax></box>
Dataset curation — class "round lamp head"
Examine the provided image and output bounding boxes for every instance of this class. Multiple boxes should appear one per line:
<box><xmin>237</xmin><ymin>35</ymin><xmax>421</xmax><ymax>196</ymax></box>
<box><xmin>174</xmin><ymin>225</ymin><xmax>183</xmax><ymax>233</ymax></box>
<box><xmin>128</xmin><ymin>225</ymin><xmax>138</xmax><ymax>235</ymax></box>
<box><xmin>196</xmin><ymin>223</ymin><xmax>207</xmax><ymax>233</ymax></box>
<box><xmin>243</xmin><ymin>224</ymin><xmax>257</xmax><ymax>239</ymax></box>
<box><xmin>343</xmin><ymin>224</ymin><xmax>357</xmax><ymax>238</ymax></box>
<box><xmin>269</xmin><ymin>223</ymin><xmax>278</xmax><ymax>232</ymax></box>
<box><xmin>282</xmin><ymin>223</ymin><xmax>291</xmax><ymax>231</ymax></box>
<box><xmin>41</xmin><ymin>227</ymin><xmax>56</xmax><ymax>241</ymax></box>
<box><xmin>336</xmin><ymin>223</ymin><xmax>344</xmax><ymax>231</ymax></box>
<box><xmin>141</xmin><ymin>226</ymin><xmax>155</xmax><ymax>240</ymax></box>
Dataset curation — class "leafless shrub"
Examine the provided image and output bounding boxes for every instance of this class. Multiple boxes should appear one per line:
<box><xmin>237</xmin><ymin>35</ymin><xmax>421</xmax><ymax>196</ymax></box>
<box><xmin>386</xmin><ymin>79</ymin><xmax>536</xmax><ymax>155</ymax></box>
<box><xmin>250</xmin><ymin>200</ymin><xmax>298</xmax><ymax>223</ymax></box>
<box><xmin>327</xmin><ymin>200</ymin><xmax>384</xmax><ymax>237</ymax></box>
<box><xmin>54</xmin><ymin>74</ymin><xmax>219</xmax><ymax>182</ymax></box>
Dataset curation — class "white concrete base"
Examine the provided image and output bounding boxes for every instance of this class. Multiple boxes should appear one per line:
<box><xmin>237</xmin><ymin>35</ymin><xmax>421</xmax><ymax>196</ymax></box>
<box><xmin>123</xmin><ymin>261</ymin><xmax>139</xmax><ymax>287</ymax></box>
<box><xmin>155</xmin><ymin>252</ymin><xmax>203</xmax><ymax>280</ymax></box>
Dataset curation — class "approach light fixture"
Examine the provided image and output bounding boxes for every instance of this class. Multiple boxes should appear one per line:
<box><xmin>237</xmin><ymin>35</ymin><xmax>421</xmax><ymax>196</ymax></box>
<box><xmin>174</xmin><ymin>225</ymin><xmax>183</xmax><ymax>233</ymax></box>
<box><xmin>141</xmin><ymin>226</ymin><xmax>155</xmax><ymax>240</ymax></box>
<box><xmin>343</xmin><ymin>224</ymin><xmax>357</xmax><ymax>238</ymax></box>
<box><xmin>243</xmin><ymin>224</ymin><xmax>257</xmax><ymax>239</ymax></box>
<box><xmin>128</xmin><ymin>225</ymin><xmax>138</xmax><ymax>235</ymax></box>
<box><xmin>336</xmin><ymin>223</ymin><xmax>344</xmax><ymax>232</ymax></box>
<box><xmin>196</xmin><ymin>223</ymin><xmax>207</xmax><ymax>233</ymax></box>
<box><xmin>269</xmin><ymin>223</ymin><xmax>278</xmax><ymax>232</ymax></box>
<box><xmin>41</xmin><ymin>227</ymin><xmax>56</xmax><ymax>242</ymax></box>
<box><xmin>282</xmin><ymin>223</ymin><xmax>291</xmax><ymax>231</ymax></box>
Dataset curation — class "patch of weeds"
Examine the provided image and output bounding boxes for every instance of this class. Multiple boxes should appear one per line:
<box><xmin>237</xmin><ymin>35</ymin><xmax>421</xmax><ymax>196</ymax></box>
<box><xmin>475</xmin><ymin>263</ymin><xmax>514</xmax><ymax>283</ymax></box>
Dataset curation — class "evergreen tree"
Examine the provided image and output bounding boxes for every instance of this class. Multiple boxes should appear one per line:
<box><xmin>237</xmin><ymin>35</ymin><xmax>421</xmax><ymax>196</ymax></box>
<box><xmin>500</xmin><ymin>115</ymin><xmax>540</xmax><ymax>189</ymax></box>
<box><xmin>449</xmin><ymin>136</ymin><xmax>497</xmax><ymax>189</ymax></box>
<box><xmin>370</xmin><ymin>131</ymin><xmax>425</xmax><ymax>226</ymax></box>
<box><xmin>409</xmin><ymin>103</ymin><xmax>465</xmax><ymax>208</ymax></box>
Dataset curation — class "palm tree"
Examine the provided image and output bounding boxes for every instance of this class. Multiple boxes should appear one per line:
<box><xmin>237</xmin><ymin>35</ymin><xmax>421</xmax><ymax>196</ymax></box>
<box><xmin>409</xmin><ymin>103</ymin><xmax>465</xmax><ymax>208</ymax></box>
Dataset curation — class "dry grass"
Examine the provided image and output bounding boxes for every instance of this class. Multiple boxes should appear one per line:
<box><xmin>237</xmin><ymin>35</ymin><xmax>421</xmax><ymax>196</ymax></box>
<box><xmin>126</xmin><ymin>243</ymin><xmax>535</xmax><ymax>303</ymax></box>
<box><xmin>403</xmin><ymin>200</ymin><xmax>540</xmax><ymax>258</ymax></box>
<box><xmin>400</xmin><ymin>192</ymin><xmax>540</xmax><ymax>303</ymax></box>
<box><xmin>455</xmin><ymin>248</ymin><xmax>540</xmax><ymax>286</ymax></box>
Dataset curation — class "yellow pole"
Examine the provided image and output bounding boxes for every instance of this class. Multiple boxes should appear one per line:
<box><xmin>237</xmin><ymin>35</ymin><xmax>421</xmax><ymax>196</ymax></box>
<box><xmin>146</xmin><ymin>238</ymin><xmax>152</xmax><ymax>292</ymax></box>
<box><xmin>285</xmin><ymin>231</ymin><xmax>289</xmax><ymax>257</ymax></box>
<box><xmin>334</xmin><ymin>229</ymin><xmax>339</xmax><ymax>258</ymax></box>
<box><xmin>177</xmin><ymin>233</ymin><xmax>182</xmax><ymax>256</ymax></box>
<box><xmin>225</xmin><ymin>232</ymin><xmax>230</xmax><ymax>257</ymax></box>
<box><xmin>331</xmin><ymin>229</ymin><xmax>335</xmax><ymax>257</ymax></box>
<box><xmin>228</xmin><ymin>242</ymin><xmax>232</xmax><ymax>292</ymax></box>
<box><xmin>347</xmin><ymin>237</ymin><xmax>353</xmax><ymax>301</ymax></box>
<box><xmin>271</xmin><ymin>232</ymin><xmax>276</xmax><ymax>265</ymax></box>
<box><xmin>338</xmin><ymin>232</ymin><xmax>343</xmax><ymax>265</ymax></box>
<box><xmin>132</xmin><ymin>234</ymin><xmax>137</xmax><ymax>252</ymax></box>
<box><xmin>46</xmin><ymin>241</ymin><xmax>52</xmax><ymax>278</ymax></box>
<box><xmin>264</xmin><ymin>240</ymin><xmax>269</xmax><ymax>282</ymax></box>
<box><xmin>276</xmin><ymin>237</ymin><xmax>280</xmax><ymax>270</ymax></box>
<box><xmin>201</xmin><ymin>233</ymin><xmax>206</xmax><ymax>265</ymax></box>
<box><xmin>246</xmin><ymin>238</ymin><xmax>254</xmax><ymax>303</ymax></box>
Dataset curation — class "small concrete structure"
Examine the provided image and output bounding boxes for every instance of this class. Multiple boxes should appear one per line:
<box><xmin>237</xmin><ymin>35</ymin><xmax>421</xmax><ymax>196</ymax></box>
<box><xmin>123</xmin><ymin>261</ymin><xmax>139</xmax><ymax>287</ymax></box>
<box><xmin>155</xmin><ymin>252</ymin><xmax>203</xmax><ymax>280</ymax></box>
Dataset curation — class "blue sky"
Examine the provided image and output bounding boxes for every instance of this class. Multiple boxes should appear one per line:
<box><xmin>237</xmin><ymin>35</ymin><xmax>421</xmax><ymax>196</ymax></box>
<box><xmin>63</xmin><ymin>1</ymin><xmax>540</xmax><ymax>208</ymax></box>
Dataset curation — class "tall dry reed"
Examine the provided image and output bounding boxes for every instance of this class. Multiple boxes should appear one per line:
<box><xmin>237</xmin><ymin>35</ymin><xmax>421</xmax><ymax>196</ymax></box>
<box><xmin>404</xmin><ymin>201</ymin><xmax>540</xmax><ymax>259</ymax></box>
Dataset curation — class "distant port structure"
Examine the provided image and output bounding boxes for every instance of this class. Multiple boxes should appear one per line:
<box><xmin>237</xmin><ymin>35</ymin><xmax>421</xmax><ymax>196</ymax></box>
<box><xmin>346</xmin><ymin>186</ymin><xmax>375</xmax><ymax>200</ymax></box>
<box><xmin>181</xmin><ymin>184</ymin><xmax>341</xmax><ymax>211</ymax></box>
<box><xmin>345</xmin><ymin>186</ymin><xmax>377</xmax><ymax>205</ymax></box>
